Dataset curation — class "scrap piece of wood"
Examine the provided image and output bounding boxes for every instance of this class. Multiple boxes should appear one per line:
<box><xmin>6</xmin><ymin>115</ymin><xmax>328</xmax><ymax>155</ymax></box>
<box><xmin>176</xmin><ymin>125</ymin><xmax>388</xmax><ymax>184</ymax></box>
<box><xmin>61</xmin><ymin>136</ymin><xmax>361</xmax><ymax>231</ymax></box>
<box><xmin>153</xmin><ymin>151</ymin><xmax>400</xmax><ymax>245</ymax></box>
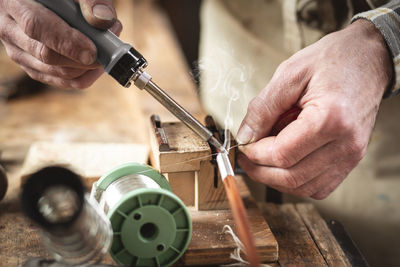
<box><xmin>261</xmin><ymin>203</ymin><xmax>328</xmax><ymax>266</ymax></box>
<box><xmin>196</xmin><ymin>115</ymin><xmax>234</xmax><ymax>210</ymax></box>
<box><xmin>20</xmin><ymin>142</ymin><xmax>149</xmax><ymax>190</ymax></box>
<box><xmin>183</xmin><ymin>205</ymin><xmax>278</xmax><ymax>265</ymax></box>
<box><xmin>149</xmin><ymin>119</ymin><xmax>230</xmax><ymax>210</ymax></box>
<box><xmin>150</xmin><ymin>122</ymin><xmax>211</xmax><ymax>173</ymax></box>
<box><xmin>295</xmin><ymin>203</ymin><xmax>351</xmax><ymax>267</ymax></box>
<box><xmin>196</xmin><ymin>159</ymin><xmax>229</xmax><ymax>210</ymax></box>
<box><xmin>166</xmin><ymin>171</ymin><xmax>195</xmax><ymax>206</ymax></box>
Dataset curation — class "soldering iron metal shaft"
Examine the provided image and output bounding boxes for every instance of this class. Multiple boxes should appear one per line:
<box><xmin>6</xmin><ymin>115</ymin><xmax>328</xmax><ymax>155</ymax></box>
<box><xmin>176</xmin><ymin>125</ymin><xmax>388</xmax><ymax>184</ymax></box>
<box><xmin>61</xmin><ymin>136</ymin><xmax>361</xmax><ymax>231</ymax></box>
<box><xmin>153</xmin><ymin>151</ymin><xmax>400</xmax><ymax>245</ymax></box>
<box><xmin>133</xmin><ymin>70</ymin><xmax>227</xmax><ymax>153</ymax></box>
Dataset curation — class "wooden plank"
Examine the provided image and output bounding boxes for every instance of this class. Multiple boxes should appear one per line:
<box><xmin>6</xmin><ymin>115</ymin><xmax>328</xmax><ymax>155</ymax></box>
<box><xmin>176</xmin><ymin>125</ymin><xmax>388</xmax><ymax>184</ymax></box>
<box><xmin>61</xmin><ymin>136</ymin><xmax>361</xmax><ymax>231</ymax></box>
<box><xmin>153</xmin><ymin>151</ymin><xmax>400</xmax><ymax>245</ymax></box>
<box><xmin>295</xmin><ymin>203</ymin><xmax>351</xmax><ymax>267</ymax></box>
<box><xmin>183</xmin><ymin>204</ymin><xmax>278</xmax><ymax>265</ymax></box>
<box><xmin>261</xmin><ymin>203</ymin><xmax>328</xmax><ymax>267</ymax></box>
<box><xmin>166</xmin><ymin>171</ymin><xmax>195</xmax><ymax>206</ymax></box>
<box><xmin>19</xmin><ymin>142</ymin><xmax>149</xmax><ymax>190</ymax></box>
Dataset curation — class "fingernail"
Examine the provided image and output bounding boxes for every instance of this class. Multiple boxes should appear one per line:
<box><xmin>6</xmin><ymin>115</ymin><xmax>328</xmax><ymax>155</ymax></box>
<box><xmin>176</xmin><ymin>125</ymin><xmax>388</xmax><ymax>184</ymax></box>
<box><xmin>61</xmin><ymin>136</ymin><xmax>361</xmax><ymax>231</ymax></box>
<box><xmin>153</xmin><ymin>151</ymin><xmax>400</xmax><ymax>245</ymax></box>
<box><xmin>79</xmin><ymin>50</ymin><xmax>95</xmax><ymax>65</ymax></box>
<box><xmin>236</xmin><ymin>123</ymin><xmax>254</xmax><ymax>145</ymax></box>
<box><xmin>92</xmin><ymin>4</ymin><xmax>115</xmax><ymax>21</ymax></box>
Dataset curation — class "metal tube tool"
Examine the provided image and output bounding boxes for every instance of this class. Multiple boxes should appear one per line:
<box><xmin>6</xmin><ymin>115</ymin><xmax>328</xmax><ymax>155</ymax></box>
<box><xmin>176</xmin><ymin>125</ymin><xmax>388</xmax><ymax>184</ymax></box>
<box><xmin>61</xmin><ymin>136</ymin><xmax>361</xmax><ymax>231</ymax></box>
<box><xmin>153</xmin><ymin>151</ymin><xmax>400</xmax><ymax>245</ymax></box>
<box><xmin>34</xmin><ymin>0</ymin><xmax>226</xmax><ymax>153</ymax></box>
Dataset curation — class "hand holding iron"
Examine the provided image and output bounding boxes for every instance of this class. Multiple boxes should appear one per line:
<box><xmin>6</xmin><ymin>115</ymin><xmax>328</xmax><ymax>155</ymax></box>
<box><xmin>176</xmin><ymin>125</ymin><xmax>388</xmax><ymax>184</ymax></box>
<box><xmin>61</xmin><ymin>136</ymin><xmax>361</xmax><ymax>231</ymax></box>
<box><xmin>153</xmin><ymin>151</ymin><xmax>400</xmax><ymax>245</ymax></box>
<box><xmin>0</xmin><ymin>0</ymin><xmax>120</xmax><ymax>89</ymax></box>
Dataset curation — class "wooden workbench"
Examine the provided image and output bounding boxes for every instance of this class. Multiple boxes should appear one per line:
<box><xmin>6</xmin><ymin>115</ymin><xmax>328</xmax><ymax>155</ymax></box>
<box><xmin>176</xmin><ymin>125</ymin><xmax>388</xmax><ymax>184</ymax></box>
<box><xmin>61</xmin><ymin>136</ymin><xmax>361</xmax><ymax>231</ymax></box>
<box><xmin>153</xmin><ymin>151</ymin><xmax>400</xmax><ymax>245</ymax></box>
<box><xmin>0</xmin><ymin>1</ymin><xmax>356</xmax><ymax>266</ymax></box>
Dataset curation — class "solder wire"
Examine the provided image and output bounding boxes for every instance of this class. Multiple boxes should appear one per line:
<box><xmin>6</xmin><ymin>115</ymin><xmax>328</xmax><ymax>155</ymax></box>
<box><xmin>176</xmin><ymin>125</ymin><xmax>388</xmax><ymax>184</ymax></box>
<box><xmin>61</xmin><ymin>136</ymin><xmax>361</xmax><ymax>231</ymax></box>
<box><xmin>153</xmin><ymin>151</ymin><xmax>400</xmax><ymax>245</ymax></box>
<box><xmin>100</xmin><ymin>174</ymin><xmax>161</xmax><ymax>214</ymax></box>
<box><xmin>131</xmin><ymin>144</ymin><xmax>241</xmax><ymax>177</ymax></box>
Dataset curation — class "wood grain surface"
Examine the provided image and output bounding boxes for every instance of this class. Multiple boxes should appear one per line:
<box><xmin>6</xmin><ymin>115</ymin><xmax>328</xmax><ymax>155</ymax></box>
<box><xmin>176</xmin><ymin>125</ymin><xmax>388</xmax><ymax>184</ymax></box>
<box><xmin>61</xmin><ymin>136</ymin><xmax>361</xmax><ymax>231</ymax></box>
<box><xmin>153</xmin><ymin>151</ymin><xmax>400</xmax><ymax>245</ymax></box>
<box><xmin>295</xmin><ymin>203</ymin><xmax>351</xmax><ymax>267</ymax></box>
<box><xmin>183</xmin><ymin>205</ymin><xmax>278</xmax><ymax>265</ymax></box>
<box><xmin>262</xmin><ymin>203</ymin><xmax>328</xmax><ymax>266</ymax></box>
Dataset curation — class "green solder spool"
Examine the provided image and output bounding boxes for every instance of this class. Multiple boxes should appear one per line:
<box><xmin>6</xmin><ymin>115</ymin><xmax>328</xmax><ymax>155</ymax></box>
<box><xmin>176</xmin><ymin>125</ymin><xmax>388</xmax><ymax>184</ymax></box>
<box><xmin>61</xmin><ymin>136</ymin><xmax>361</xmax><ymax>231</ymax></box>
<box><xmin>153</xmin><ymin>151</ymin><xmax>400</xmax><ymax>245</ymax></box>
<box><xmin>91</xmin><ymin>163</ymin><xmax>192</xmax><ymax>267</ymax></box>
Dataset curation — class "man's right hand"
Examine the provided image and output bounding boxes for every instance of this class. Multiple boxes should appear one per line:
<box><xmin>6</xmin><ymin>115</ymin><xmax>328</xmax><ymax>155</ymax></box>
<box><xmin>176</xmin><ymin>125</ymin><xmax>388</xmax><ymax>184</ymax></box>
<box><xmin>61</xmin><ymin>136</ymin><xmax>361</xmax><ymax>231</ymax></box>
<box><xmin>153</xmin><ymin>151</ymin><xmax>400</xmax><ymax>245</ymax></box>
<box><xmin>0</xmin><ymin>0</ymin><xmax>121</xmax><ymax>89</ymax></box>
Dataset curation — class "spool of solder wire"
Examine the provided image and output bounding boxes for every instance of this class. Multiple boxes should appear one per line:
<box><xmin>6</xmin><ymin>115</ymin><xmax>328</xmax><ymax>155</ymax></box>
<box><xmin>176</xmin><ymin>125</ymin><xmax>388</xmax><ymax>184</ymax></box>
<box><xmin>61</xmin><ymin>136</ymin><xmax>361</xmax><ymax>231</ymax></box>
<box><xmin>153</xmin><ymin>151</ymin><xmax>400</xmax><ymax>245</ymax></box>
<box><xmin>91</xmin><ymin>163</ymin><xmax>192</xmax><ymax>267</ymax></box>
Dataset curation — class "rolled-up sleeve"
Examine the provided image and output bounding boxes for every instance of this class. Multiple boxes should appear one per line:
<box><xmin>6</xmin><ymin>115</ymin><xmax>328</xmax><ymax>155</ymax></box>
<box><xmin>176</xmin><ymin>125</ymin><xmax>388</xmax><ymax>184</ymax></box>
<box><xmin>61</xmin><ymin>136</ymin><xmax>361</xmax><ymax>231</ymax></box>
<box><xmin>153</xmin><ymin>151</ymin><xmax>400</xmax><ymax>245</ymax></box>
<box><xmin>352</xmin><ymin>0</ymin><xmax>400</xmax><ymax>97</ymax></box>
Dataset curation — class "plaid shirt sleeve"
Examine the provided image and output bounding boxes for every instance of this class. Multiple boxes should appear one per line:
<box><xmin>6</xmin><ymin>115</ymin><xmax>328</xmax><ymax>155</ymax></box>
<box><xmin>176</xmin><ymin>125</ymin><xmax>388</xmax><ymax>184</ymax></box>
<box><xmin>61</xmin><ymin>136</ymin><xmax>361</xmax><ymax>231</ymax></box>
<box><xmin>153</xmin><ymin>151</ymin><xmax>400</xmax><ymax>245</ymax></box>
<box><xmin>352</xmin><ymin>0</ymin><xmax>400</xmax><ymax>98</ymax></box>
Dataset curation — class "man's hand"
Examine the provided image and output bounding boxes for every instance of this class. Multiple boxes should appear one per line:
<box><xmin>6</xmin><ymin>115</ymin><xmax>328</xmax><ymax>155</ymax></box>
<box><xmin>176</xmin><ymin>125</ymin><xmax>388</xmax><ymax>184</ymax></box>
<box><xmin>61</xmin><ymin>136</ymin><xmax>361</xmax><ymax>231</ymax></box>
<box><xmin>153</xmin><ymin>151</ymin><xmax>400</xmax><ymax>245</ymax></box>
<box><xmin>0</xmin><ymin>0</ymin><xmax>121</xmax><ymax>89</ymax></box>
<box><xmin>236</xmin><ymin>20</ymin><xmax>392</xmax><ymax>199</ymax></box>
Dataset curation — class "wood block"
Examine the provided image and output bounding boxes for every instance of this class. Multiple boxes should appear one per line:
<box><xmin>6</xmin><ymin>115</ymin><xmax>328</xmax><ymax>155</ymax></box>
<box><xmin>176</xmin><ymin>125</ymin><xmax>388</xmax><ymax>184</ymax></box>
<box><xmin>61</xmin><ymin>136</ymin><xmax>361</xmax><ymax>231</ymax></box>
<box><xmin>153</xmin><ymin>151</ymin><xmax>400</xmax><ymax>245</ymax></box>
<box><xmin>150</xmin><ymin>120</ymin><xmax>230</xmax><ymax>210</ymax></box>
<box><xmin>166</xmin><ymin>171</ymin><xmax>195</xmax><ymax>206</ymax></box>
<box><xmin>150</xmin><ymin>122</ymin><xmax>211</xmax><ymax>173</ymax></box>
<box><xmin>196</xmin><ymin>159</ymin><xmax>229</xmax><ymax>210</ymax></box>
<box><xmin>195</xmin><ymin>128</ymin><xmax>236</xmax><ymax>210</ymax></box>
<box><xmin>182</xmin><ymin>205</ymin><xmax>278</xmax><ymax>265</ymax></box>
<box><xmin>20</xmin><ymin>142</ymin><xmax>149</xmax><ymax>190</ymax></box>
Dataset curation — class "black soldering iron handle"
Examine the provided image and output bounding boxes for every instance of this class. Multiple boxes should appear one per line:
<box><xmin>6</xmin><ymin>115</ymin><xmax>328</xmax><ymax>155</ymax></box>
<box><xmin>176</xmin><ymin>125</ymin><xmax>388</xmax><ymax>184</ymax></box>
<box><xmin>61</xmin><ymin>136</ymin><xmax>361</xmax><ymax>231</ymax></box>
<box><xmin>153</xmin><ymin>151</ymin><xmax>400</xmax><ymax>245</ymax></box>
<box><xmin>34</xmin><ymin>0</ymin><xmax>147</xmax><ymax>87</ymax></box>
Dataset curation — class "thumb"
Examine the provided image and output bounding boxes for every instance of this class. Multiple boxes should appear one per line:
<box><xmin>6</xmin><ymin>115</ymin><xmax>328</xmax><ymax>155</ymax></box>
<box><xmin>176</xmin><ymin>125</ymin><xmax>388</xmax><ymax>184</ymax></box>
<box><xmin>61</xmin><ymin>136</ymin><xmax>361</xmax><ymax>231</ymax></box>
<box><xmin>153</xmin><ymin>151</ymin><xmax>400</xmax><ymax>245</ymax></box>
<box><xmin>78</xmin><ymin>0</ymin><xmax>117</xmax><ymax>29</ymax></box>
<box><xmin>236</xmin><ymin>60</ymin><xmax>310</xmax><ymax>144</ymax></box>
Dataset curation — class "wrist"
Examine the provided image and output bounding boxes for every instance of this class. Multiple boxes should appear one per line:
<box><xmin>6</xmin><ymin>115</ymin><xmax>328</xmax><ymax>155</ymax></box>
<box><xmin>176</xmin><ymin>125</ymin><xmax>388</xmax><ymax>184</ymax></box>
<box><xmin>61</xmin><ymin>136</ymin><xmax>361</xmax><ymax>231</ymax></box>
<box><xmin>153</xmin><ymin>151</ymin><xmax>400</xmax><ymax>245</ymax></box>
<box><xmin>349</xmin><ymin>19</ymin><xmax>393</xmax><ymax>95</ymax></box>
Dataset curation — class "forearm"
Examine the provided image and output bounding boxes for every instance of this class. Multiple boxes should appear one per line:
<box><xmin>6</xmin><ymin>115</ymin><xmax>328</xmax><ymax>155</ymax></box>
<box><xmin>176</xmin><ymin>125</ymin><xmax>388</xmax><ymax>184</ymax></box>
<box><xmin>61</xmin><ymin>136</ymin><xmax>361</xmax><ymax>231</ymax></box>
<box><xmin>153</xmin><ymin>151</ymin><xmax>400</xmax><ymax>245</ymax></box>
<box><xmin>352</xmin><ymin>0</ymin><xmax>400</xmax><ymax>97</ymax></box>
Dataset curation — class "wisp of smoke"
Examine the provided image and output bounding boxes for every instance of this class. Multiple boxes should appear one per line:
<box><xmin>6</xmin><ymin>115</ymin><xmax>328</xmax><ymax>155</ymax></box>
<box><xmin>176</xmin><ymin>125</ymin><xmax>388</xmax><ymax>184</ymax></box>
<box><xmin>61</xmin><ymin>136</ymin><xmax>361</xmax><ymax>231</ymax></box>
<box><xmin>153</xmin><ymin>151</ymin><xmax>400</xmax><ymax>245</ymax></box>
<box><xmin>192</xmin><ymin>43</ymin><xmax>254</xmax><ymax>132</ymax></box>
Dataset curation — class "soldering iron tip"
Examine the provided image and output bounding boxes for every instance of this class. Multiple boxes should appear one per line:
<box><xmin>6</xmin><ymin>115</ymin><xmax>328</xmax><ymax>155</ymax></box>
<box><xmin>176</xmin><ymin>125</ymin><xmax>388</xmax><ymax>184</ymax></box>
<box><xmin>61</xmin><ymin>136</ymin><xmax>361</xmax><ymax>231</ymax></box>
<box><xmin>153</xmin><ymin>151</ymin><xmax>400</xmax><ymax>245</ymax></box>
<box><xmin>209</xmin><ymin>136</ymin><xmax>227</xmax><ymax>153</ymax></box>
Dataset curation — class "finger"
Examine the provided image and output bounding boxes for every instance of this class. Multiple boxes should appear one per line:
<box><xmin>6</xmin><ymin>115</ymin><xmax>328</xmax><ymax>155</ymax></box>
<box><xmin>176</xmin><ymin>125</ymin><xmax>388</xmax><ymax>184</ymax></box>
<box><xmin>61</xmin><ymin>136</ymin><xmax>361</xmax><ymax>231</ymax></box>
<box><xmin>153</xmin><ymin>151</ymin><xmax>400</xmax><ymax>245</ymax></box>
<box><xmin>292</xmin><ymin>158</ymin><xmax>354</xmax><ymax>200</ymax></box>
<box><xmin>0</xmin><ymin>15</ymin><xmax>99</xmax><ymax>69</ymax></box>
<box><xmin>239</xmin><ymin>154</ymin><xmax>347</xmax><ymax>200</ymax></box>
<box><xmin>2</xmin><ymin>41</ymin><xmax>90</xmax><ymax>79</ymax></box>
<box><xmin>238</xmin><ymin>152</ymin><xmax>320</xmax><ymax>190</ymax></box>
<box><xmin>4</xmin><ymin>0</ymin><xmax>97</xmax><ymax>65</ymax></box>
<box><xmin>310</xmin><ymin>174</ymin><xmax>346</xmax><ymax>200</ymax></box>
<box><xmin>21</xmin><ymin>65</ymin><xmax>103</xmax><ymax>90</ymax></box>
<box><xmin>109</xmin><ymin>19</ymin><xmax>123</xmax><ymax>37</ymax></box>
<box><xmin>78</xmin><ymin>0</ymin><xmax>117</xmax><ymax>29</ymax></box>
<box><xmin>239</xmin><ymin>105</ymin><xmax>339</xmax><ymax>168</ymax></box>
<box><xmin>236</xmin><ymin>57</ymin><xmax>311</xmax><ymax>145</ymax></box>
<box><xmin>237</xmin><ymin>138</ymin><xmax>361</xmax><ymax>190</ymax></box>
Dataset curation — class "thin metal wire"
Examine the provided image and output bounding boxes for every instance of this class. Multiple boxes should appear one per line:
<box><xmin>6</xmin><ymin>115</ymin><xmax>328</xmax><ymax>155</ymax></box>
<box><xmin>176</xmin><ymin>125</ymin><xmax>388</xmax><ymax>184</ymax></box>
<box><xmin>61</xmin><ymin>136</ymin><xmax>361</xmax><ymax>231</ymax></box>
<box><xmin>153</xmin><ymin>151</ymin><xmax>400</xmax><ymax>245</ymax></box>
<box><xmin>101</xmin><ymin>174</ymin><xmax>160</xmax><ymax>213</ymax></box>
<box><xmin>135</xmin><ymin>143</ymin><xmax>242</xmax><ymax>176</ymax></box>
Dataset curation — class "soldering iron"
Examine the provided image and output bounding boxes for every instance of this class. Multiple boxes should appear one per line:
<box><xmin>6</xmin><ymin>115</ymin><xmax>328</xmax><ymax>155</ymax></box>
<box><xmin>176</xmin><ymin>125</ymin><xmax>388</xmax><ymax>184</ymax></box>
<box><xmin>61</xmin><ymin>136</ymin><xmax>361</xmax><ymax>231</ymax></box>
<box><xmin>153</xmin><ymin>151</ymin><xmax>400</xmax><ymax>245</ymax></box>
<box><xmin>34</xmin><ymin>0</ymin><xmax>226</xmax><ymax>153</ymax></box>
